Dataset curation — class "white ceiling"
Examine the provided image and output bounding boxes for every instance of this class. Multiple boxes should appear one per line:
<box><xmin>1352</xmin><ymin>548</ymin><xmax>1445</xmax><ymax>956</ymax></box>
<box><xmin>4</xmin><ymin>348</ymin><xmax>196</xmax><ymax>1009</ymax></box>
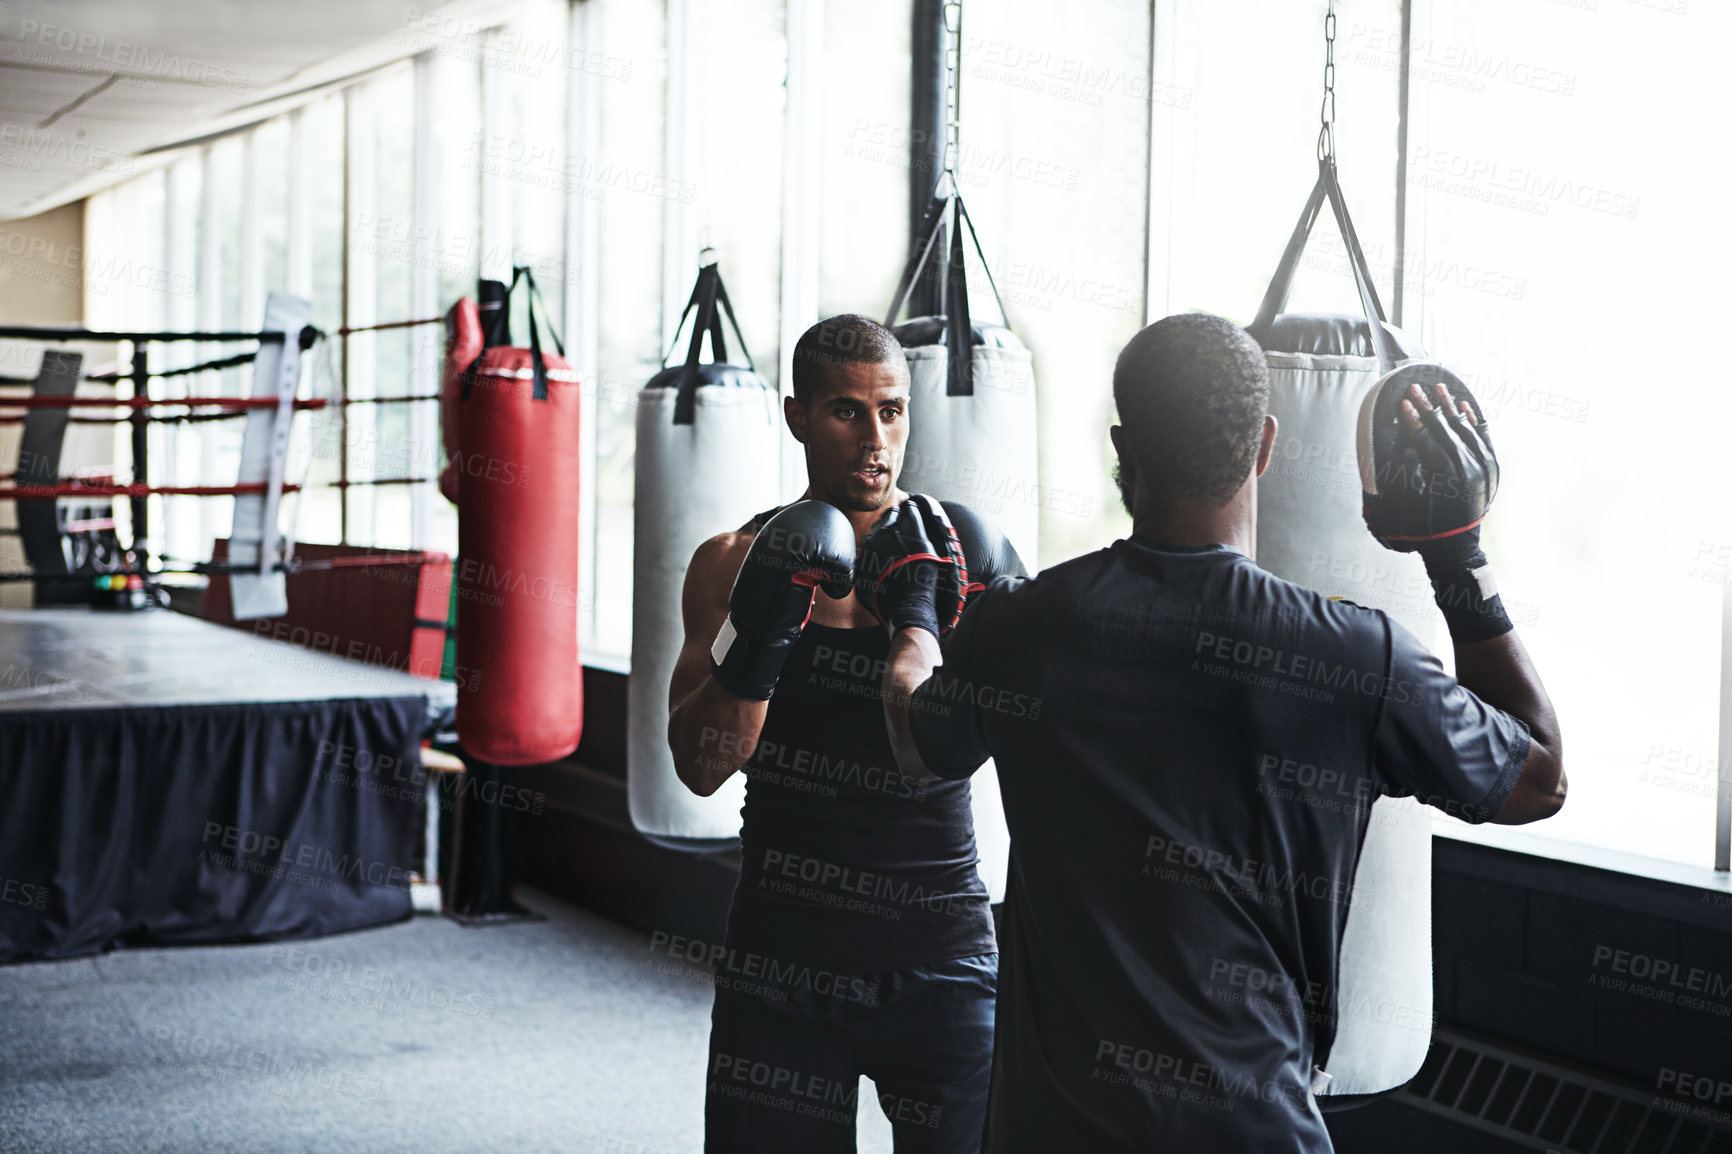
<box><xmin>0</xmin><ymin>0</ymin><xmax>518</xmax><ymax>221</ymax></box>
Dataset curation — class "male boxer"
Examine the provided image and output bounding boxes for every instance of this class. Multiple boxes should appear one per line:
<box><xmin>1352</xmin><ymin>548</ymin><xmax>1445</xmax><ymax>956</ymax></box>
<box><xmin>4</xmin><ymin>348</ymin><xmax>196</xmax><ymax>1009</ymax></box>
<box><xmin>666</xmin><ymin>314</ymin><xmax>1024</xmax><ymax>1153</ymax></box>
<box><xmin>873</xmin><ymin>313</ymin><xmax>1565</xmax><ymax>1152</ymax></box>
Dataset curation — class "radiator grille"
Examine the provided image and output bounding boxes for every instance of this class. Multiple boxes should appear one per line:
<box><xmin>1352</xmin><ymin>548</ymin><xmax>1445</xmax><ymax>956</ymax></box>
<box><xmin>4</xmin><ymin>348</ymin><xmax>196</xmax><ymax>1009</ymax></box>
<box><xmin>1397</xmin><ymin>1028</ymin><xmax>1732</xmax><ymax>1153</ymax></box>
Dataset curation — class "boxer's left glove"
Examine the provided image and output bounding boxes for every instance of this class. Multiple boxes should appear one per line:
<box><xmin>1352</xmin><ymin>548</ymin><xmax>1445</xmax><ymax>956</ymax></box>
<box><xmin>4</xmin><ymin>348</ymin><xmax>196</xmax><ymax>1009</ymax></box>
<box><xmin>858</xmin><ymin>494</ymin><xmax>967</xmax><ymax>638</ymax></box>
<box><xmin>711</xmin><ymin>500</ymin><xmax>855</xmax><ymax>700</ymax></box>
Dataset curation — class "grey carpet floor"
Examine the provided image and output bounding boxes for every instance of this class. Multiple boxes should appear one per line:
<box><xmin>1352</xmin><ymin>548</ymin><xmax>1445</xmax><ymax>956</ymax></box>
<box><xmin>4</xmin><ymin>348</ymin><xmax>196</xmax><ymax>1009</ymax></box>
<box><xmin>0</xmin><ymin>889</ymin><xmax>895</xmax><ymax>1154</ymax></box>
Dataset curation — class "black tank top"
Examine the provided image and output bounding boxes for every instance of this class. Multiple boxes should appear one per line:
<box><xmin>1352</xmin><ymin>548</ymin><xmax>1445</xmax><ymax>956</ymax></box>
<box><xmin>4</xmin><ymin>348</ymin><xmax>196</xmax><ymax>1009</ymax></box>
<box><xmin>723</xmin><ymin>516</ymin><xmax>995</xmax><ymax>972</ymax></box>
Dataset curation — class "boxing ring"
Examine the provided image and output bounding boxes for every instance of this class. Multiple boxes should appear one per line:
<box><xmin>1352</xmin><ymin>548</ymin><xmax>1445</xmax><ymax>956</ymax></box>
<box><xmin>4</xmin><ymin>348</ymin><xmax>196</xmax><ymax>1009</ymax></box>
<box><xmin>0</xmin><ymin>607</ymin><xmax>455</xmax><ymax>963</ymax></box>
<box><xmin>0</xmin><ymin>297</ymin><xmax>462</xmax><ymax>963</ymax></box>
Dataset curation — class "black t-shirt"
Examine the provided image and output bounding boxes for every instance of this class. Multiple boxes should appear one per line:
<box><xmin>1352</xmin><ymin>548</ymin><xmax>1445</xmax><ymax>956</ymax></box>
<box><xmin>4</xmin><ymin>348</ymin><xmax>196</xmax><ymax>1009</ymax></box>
<box><xmin>909</xmin><ymin>537</ymin><xmax>1529</xmax><ymax>1154</ymax></box>
<box><xmin>725</xmin><ymin>624</ymin><xmax>996</xmax><ymax>975</ymax></box>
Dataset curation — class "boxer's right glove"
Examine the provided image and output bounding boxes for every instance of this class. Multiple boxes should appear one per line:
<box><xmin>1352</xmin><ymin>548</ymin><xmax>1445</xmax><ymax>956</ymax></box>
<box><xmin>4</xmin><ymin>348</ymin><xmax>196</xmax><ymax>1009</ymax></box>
<box><xmin>710</xmin><ymin>500</ymin><xmax>855</xmax><ymax>700</ymax></box>
<box><xmin>858</xmin><ymin>494</ymin><xmax>968</xmax><ymax>638</ymax></box>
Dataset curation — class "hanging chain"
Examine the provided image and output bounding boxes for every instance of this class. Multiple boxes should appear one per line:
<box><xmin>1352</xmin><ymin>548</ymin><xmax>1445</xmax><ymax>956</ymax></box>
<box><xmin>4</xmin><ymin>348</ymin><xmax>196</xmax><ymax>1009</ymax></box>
<box><xmin>941</xmin><ymin>0</ymin><xmax>964</xmax><ymax>191</ymax></box>
<box><xmin>1318</xmin><ymin>1</ymin><xmax>1337</xmax><ymax>161</ymax></box>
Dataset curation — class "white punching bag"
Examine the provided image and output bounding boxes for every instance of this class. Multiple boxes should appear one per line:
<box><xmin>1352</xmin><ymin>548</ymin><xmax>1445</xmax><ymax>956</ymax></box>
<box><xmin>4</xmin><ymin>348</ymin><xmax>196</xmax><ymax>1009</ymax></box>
<box><xmin>1249</xmin><ymin>160</ymin><xmax>1438</xmax><ymax>1098</ymax></box>
<box><xmin>1258</xmin><ymin>326</ymin><xmax>1435</xmax><ymax>1099</ymax></box>
<box><xmin>888</xmin><ymin>196</ymin><xmax>1040</xmax><ymax>568</ymax></box>
<box><xmin>1258</xmin><ymin>331</ymin><xmax>1434</xmax><ymax>639</ymax></box>
<box><xmin>887</xmin><ymin>194</ymin><xmax>1039</xmax><ymax>903</ymax></box>
<box><xmin>899</xmin><ymin>338</ymin><xmax>1039</xmax><ymax>569</ymax></box>
<box><xmin>629</xmin><ymin>264</ymin><xmax>779</xmax><ymax>843</ymax></box>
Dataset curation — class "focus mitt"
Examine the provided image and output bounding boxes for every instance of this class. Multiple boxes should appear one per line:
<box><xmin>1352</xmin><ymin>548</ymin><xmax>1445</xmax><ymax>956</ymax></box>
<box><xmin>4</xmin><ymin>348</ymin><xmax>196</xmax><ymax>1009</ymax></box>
<box><xmin>1357</xmin><ymin>362</ymin><xmax>1499</xmax><ymax>553</ymax></box>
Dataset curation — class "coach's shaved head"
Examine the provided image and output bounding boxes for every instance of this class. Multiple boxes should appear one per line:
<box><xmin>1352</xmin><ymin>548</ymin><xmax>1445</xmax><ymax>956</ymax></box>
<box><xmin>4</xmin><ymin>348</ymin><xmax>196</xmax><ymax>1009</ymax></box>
<box><xmin>1112</xmin><ymin>313</ymin><xmax>1270</xmax><ymax>513</ymax></box>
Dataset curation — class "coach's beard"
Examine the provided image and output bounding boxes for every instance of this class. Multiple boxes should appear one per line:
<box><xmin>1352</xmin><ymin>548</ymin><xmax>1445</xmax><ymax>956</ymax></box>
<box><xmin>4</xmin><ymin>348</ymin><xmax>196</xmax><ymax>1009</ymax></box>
<box><xmin>1113</xmin><ymin>460</ymin><xmax>1134</xmax><ymax>517</ymax></box>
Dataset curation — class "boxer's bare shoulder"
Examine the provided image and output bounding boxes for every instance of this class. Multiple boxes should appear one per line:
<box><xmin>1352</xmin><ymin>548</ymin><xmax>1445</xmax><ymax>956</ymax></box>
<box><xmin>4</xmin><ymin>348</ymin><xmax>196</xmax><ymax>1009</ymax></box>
<box><xmin>669</xmin><ymin>529</ymin><xmax>756</xmax><ymax>711</ymax></box>
<box><xmin>685</xmin><ymin>528</ymin><xmax>755</xmax><ymax>604</ymax></box>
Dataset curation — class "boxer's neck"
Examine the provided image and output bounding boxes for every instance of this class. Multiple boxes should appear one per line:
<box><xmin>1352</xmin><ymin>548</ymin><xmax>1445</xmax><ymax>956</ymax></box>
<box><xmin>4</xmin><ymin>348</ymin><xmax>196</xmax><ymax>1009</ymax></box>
<box><xmin>1130</xmin><ymin>479</ymin><xmax>1256</xmax><ymax>560</ymax></box>
<box><xmin>798</xmin><ymin>485</ymin><xmax>908</xmax><ymax>548</ymax></box>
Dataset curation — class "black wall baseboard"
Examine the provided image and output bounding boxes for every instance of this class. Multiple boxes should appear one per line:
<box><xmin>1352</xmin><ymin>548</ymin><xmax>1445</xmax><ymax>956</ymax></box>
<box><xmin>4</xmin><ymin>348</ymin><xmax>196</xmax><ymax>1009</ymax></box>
<box><xmin>511</xmin><ymin>760</ymin><xmax>740</xmax><ymax>948</ymax></box>
<box><xmin>1430</xmin><ymin>837</ymin><xmax>1732</xmax><ymax>1104</ymax></box>
<box><xmin>510</xmin><ymin>666</ymin><xmax>739</xmax><ymax>946</ymax></box>
<box><xmin>1327</xmin><ymin>1097</ymin><xmax>1535</xmax><ymax>1154</ymax></box>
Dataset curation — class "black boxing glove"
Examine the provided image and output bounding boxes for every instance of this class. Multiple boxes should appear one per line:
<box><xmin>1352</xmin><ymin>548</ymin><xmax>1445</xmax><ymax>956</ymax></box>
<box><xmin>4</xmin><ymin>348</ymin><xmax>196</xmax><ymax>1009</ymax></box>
<box><xmin>939</xmin><ymin>499</ymin><xmax>1028</xmax><ymax>595</ymax></box>
<box><xmin>858</xmin><ymin>494</ymin><xmax>967</xmax><ymax>637</ymax></box>
<box><xmin>710</xmin><ymin>500</ymin><xmax>856</xmax><ymax>699</ymax></box>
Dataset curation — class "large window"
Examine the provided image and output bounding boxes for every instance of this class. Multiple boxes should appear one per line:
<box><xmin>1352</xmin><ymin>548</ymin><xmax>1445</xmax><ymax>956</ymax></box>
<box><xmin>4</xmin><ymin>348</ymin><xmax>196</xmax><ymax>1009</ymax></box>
<box><xmin>297</xmin><ymin>94</ymin><xmax>349</xmax><ymax>549</ymax></box>
<box><xmin>816</xmin><ymin>2</ymin><xmax>911</xmax><ymax>320</ymax></box>
<box><xmin>960</xmin><ymin>0</ymin><xmax>1156</xmax><ymax>560</ymax></box>
<box><xmin>1401</xmin><ymin>0</ymin><xmax>1730</xmax><ymax>867</ymax></box>
<box><xmin>75</xmin><ymin>0</ymin><xmax>1730</xmax><ymax>870</ymax></box>
<box><xmin>82</xmin><ymin>7</ymin><xmax>569</xmax><ymax>569</ymax></box>
<box><xmin>1148</xmin><ymin>0</ymin><xmax>1401</xmax><ymax>321</ymax></box>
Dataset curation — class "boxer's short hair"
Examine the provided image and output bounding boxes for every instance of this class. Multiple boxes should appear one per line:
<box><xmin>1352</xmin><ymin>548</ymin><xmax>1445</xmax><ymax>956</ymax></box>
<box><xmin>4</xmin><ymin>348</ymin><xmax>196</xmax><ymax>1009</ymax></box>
<box><xmin>1113</xmin><ymin>313</ymin><xmax>1269</xmax><ymax>508</ymax></box>
<box><xmin>791</xmin><ymin>314</ymin><xmax>907</xmax><ymax>402</ymax></box>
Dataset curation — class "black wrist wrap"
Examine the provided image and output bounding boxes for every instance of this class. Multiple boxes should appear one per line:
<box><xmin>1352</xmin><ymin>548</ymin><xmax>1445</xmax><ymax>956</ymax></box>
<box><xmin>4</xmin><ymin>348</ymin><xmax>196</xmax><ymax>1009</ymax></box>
<box><xmin>1419</xmin><ymin>536</ymin><xmax>1514</xmax><ymax>644</ymax></box>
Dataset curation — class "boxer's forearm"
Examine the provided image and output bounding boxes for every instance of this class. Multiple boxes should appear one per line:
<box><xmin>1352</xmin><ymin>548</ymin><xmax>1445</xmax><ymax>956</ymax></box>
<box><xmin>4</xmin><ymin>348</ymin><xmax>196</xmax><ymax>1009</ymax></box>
<box><xmin>668</xmin><ymin>680</ymin><xmax>769</xmax><ymax>796</ymax></box>
<box><xmin>1450</xmin><ymin>629</ymin><xmax>1566</xmax><ymax>824</ymax></box>
<box><xmin>882</xmin><ymin>627</ymin><xmax>944</xmax><ymax>785</ymax></box>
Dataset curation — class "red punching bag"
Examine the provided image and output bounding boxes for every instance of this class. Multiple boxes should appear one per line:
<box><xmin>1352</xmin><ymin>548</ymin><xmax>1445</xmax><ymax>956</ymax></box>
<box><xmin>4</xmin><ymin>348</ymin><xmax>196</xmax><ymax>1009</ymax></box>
<box><xmin>439</xmin><ymin>297</ymin><xmax>481</xmax><ymax>505</ymax></box>
<box><xmin>451</xmin><ymin>267</ymin><xmax>583</xmax><ymax>764</ymax></box>
<box><xmin>440</xmin><ymin>280</ymin><xmax>510</xmax><ymax>504</ymax></box>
